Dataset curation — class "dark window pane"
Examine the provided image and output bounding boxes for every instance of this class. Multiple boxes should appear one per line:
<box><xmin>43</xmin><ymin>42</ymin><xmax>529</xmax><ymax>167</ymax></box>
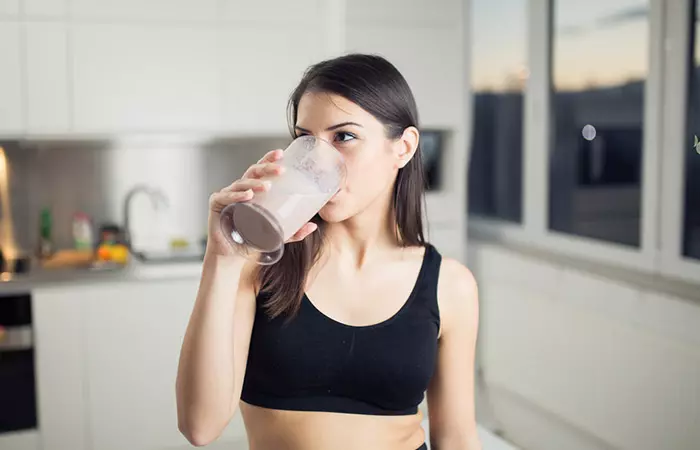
<box><xmin>549</xmin><ymin>1</ymin><xmax>647</xmax><ymax>247</ymax></box>
<box><xmin>684</xmin><ymin>1</ymin><xmax>700</xmax><ymax>260</ymax></box>
<box><xmin>468</xmin><ymin>0</ymin><xmax>525</xmax><ymax>223</ymax></box>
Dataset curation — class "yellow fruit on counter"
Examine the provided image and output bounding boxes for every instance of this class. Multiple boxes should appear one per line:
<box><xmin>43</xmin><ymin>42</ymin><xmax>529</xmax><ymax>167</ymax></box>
<box><xmin>96</xmin><ymin>243</ymin><xmax>128</xmax><ymax>264</ymax></box>
<box><xmin>111</xmin><ymin>245</ymin><xmax>129</xmax><ymax>264</ymax></box>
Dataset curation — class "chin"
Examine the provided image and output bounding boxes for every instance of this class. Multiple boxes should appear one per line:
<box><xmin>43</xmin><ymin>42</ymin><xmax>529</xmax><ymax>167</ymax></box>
<box><xmin>318</xmin><ymin>202</ymin><xmax>351</xmax><ymax>223</ymax></box>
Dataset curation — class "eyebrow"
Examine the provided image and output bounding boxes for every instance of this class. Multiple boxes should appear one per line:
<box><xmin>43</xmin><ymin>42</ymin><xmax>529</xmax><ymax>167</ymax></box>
<box><xmin>295</xmin><ymin>122</ymin><xmax>363</xmax><ymax>134</ymax></box>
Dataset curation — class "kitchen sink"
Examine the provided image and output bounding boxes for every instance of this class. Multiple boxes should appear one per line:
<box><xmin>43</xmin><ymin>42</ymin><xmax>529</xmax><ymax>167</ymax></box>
<box><xmin>131</xmin><ymin>249</ymin><xmax>204</xmax><ymax>264</ymax></box>
<box><xmin>128</xmin><ymin>249</ymin><xmax>204</xmax><ymax>280</ymax></box>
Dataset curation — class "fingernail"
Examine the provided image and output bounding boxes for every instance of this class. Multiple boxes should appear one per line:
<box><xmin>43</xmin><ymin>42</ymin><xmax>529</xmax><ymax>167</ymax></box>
<box><xmin>263</xmin><ymin>181</ymin><xmax>272</xmax><ymax>190</ymax></box>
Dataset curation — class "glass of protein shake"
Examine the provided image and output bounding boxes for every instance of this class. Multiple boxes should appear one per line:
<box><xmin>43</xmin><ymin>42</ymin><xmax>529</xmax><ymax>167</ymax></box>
<box><xmin>219</xmin><ymin>135</ymin><xmax>345</xmax><ymax>265</ymax></box>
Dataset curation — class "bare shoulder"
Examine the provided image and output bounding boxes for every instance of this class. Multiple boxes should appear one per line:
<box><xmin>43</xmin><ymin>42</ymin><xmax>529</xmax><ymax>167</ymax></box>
<box><xmin>436</xmin><ymin>257</ymin><xmax>479</xmax><ymax>336</ymax></box>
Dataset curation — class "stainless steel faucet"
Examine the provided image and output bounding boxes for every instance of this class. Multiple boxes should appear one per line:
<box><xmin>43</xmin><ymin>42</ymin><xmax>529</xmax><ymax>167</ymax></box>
<box><xmin>122</xmin><ymin>184</ymin><xmax>169</xmax><ymax>249</ymax></box>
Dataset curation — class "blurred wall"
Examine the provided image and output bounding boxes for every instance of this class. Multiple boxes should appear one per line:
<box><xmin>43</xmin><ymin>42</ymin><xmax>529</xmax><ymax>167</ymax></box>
<box><xmin>468</xmin><ymin>241</ymin><xmax>700</xmax><ymax>450</ymax></box>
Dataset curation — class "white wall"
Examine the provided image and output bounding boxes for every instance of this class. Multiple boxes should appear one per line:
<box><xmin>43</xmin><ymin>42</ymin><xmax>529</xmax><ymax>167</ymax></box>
<box><xmin>468</xmin><ymin>239</ymin><xmax>700</xmax><ymax>450</ymax></box>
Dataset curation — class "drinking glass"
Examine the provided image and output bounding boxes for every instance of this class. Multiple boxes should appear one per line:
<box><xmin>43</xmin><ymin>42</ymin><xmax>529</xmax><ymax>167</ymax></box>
<box><xmin>220</xmin><ymin>135</ymin><xmax>345</xmax><ymax>265</ymax></box>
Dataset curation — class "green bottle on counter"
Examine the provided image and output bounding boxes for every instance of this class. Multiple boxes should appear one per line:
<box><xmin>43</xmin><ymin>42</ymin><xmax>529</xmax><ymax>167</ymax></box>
<box><xmin>38</xmin><ymin>207</ymin><xmax>53</xmax><ymax>259</ymax></box>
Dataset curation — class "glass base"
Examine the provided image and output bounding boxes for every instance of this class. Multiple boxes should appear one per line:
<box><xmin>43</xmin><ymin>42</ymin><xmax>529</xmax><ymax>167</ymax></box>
<box><xmin>219</xmin><ymin>202</ymin><xmax>285</xmax><ymax>265</ymax></box>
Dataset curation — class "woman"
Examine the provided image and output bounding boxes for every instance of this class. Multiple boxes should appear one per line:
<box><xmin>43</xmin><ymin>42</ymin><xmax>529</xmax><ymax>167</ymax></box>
<box><xmin>176</xmin><ymin>54</ymin><xmax>481</xmax><ymax>450</ymax></box>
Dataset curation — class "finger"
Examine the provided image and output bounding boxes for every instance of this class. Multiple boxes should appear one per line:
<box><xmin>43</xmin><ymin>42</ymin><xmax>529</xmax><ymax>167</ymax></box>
<box><xmin>257</xmin><ymin>149</ymin><xmax>284</xmax><ymax>164</ymax></box>
<box><xmin>209</xmin><ymin>189</ymin><xmax>253</xmax><ymax>209</ymax></box>
<box><xmin>287</xmin><ymin>222</ymin><xmax>318</xmax><ymax>242</ymax></box>
<box><xmin>233</xmin><ymin>178</ymin><xmax>272</xmax><ymax>192</ymax></box>
<box><xmin>243</xmin><ymin>162</ymin><xmax>285</xmax><ymax>180</ymax></box>
<box><xmin>222</xmin><ymin>178</ymin><xmax>270</xmax><ymax>193</ymax></box>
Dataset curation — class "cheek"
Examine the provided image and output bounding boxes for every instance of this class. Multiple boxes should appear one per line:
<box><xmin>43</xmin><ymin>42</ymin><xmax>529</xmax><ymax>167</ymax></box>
<box><xmin>342</xmin><ymin>148</ymin><xmax>395</xmax><ymax>195</ymax></box>
<box><xmin>319</xmin><ymin>149</ymin><xmax>394</xmax><ymax>221</ymax></box>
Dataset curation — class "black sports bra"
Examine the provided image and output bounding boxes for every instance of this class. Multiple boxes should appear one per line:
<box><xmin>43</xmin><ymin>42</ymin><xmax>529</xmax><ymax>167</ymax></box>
<box><xmin>241</xmin><ymin>244</ymin><xmax>442</xmax><ymax>416</ymax></box>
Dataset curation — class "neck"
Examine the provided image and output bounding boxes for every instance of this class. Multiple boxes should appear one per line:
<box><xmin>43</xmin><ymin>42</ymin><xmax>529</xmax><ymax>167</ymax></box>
<box><xmin>324</xmin><ymin>190</ymin><xmax>398</xmax><ymax>268</ymax></box>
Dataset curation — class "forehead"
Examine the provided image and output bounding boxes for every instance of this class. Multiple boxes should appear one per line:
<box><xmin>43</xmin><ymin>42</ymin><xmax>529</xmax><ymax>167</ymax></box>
<box><xmin>296</xmin><ymin>92</ymin><xmax>374</xmax><ymax>126</ymax></box>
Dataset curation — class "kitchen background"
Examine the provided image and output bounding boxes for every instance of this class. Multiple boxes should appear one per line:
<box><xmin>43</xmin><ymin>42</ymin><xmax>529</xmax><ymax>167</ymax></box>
<box><xmin>2</xmin><ymin>137</ymin><xmax>288</xmax><ymax>254</ymax></box>
<box><xmin>0</xmin><ymin>0</ymin><xmax>469</xmax><ymax>449</ymax></box>
<box><xmin>2</xmin><ymin>0</ymin><xmax>700</xmax><ymax>450</ymax></box>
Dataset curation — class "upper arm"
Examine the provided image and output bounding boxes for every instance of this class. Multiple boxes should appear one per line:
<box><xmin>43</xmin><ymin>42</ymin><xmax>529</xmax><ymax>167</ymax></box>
<box><xmin>232</xmin><ymin>260</ymin><xmax>259</xmax><ymax>410</ymax></box>
<box><xmin>427</xmin><ymin>258</ymin><xmax>481</xmax><ymax>449</ymax></box>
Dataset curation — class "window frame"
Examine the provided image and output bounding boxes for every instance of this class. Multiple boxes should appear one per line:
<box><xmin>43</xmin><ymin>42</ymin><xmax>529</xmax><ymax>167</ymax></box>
<box><xmin>658</xmin><ymin>0</ymin><xmax>700</xmax><ymax>283</ymax></box>
<box><xmin>467</xmin><ymin>0</ymin><xmax>698</xmax><ymax>278</ymax></box>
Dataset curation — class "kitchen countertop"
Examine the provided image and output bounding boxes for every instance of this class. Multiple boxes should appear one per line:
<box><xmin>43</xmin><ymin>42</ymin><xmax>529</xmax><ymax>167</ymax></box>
<box><xmin>0</xmin><ymin>260</ymin><xmax>204</xmax><ymax>294</ymax></box>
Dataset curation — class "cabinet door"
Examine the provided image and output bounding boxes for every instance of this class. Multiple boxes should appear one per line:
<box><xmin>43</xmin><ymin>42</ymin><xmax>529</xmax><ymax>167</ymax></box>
<box><xmin>0</xmin><ymin>0</ymin><xmax>19</xmax><ymax>15</ymax></box>
<box><xmin>220</xmin><ymin>26</ymin><xmax>323</xmax><ymax>134</ymax></box>
<box><xmin>220</xmin><ymin>0</ymin><xmax>318</xmax><ymax>23</ymax></box>
<box><xmin>0</xmin><ymin>22</ymin><xmax>23</xmax><ymax>134</ymax></box>
<box><xmin>24</xmin><ymin>0</ymin><xmax>67</xmax><ymax>17</ymax></box>
<box><xmin>72</xmin><ymin>24</ymin><xmax>220</xmax><ymax>133</ymax></box>
<box><xmin>71</xmin><ymin>0</ymin><xmax>217</xmax><ymax>22</ymax></box>
<box><xmin>25</xmin><ymin>22</ymin><xmax>70</xmax><ymax>133</ymax></box>
<box><xmin>33</xmin><ymin>288</ymin><xmax>88</xmax><ymax>450</ymax></box>
<box><xmin>346</xmin><ymin>0</ymin><xmax>460</xmax><ymax>26</ymax></box>
<box><xmin>81</xmin><ymin>279</ymin><xmax>211</xmax><ymax>450</ymax></box>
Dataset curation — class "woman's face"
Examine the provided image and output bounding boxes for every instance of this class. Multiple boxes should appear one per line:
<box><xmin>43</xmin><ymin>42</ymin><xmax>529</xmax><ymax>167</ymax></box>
<box><xmin>294</xmin><ymin>92</ymin><xmax>418</xmax><ymax>223</ymax></box>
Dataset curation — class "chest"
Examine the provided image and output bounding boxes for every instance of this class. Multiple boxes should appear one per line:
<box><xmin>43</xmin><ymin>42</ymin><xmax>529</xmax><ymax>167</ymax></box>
<box><xmin>246</xmin><ymin>298</ymin><xmax>439</xmax><ymax>406</ymax></box>
<box><xmin>305</xmin><ymin>258</ymin><xmax>424</xmax><ymax>327</ymax></box>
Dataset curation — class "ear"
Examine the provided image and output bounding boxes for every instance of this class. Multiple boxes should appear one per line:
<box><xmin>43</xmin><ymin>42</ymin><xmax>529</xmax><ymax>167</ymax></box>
<box><xmin>395</xmin><ymin>126</ymin><xmax>420</xmax><ymax>169</ymax></box>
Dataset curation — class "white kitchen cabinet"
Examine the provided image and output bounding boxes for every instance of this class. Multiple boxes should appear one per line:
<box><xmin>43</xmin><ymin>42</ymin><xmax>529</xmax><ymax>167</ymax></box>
<box><xmin>346</xmin><ymin>0</ymin><xmax>461</xmax><ymax>26</ymax></box>
<box><xmin>72</xmin><ymin>24</ymin><xmax>220</xmax><ymax>133</ymax></box>
<box><xmin>345</xmin><ymin>25</ymin><xmax>462</xmax><ymax>128</ymax></box>
<box><xmin>80</xmin><ymin>279</ymin><xmax>198</xmax><ymax>450</ymax></box>
<box><xmin>220</xmin><ymin>26</ymin><xmax>324</xmax><ymax>134</ymax></box>
<box><xmin>220</xmin><ymin>0</ymin><xmax>319</xmax><ymax>23</ymax></box>
<box><xmin>24</xmin><ymin>0</ymin><xmax>67</xmax><ymax>17</ymax></box>
<box><xmin>25</xmin><ymin>22</ymin><xmax>70</xmax><ymax>133</ymax></box>
<box><xmin>81</xmin><ymin>278</ymin><xmax>248</xmax><ymax>450</ymax></box>
<box><xmin>0</xmin><ymin>0</ymin><xmax>18</xmax><ymax>15</ymax></box>
<box><xmin>0</xmin><ymin>21</ymin><xmax>23</xmax><ymax>134</ymax></box>
<box><xmin>33</xmin><ymin>287</ymin><xmax>89</xmax><ymax>450</ymax></box>
<box><xmin>34</xmin><ymin>277</ymin><xmax>249</xmax><ymax>450</ymax></box>
<box><xmin>71</xmin><ymin>0</ymin><xmax>217</xmax><ymax>22</ymax></box>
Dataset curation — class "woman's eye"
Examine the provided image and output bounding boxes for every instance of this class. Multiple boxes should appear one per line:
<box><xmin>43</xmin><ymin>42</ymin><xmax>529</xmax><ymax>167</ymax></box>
<box><xmin>335</xmin><ymin>132</ymin><xmax>356</xmax><ymax>143</ymax></box>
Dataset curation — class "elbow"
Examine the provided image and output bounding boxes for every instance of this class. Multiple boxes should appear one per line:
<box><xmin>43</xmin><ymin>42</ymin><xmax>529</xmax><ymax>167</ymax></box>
<box><xmin>175</xmin><ymin>381</ymin><xmax>238</xmax><ymax>446</ymax></box>
<box><xmin>178</xmin><ymin>406</ymin><xmax>237</xmax><ymax>447</ymax></box>
<box><xmin>178</xmin><ymin>419</ymin><xmax>222</xmax><ymax>447</ymax></box>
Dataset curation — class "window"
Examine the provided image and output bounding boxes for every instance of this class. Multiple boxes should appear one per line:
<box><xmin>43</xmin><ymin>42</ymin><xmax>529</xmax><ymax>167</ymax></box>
<box><xmin>468</xmin><ymin>0</ymin><xmax>700</xmax><ymax>283</ymax></box>
<box><xmin>684</xmin><ymin>0</ymin><xmax>700</xmax><ymax>260</ymax></box>
<box><xmin>468</xmin><ymin>0</ymin><xmax>526</xmax><ymax>223</ymax></box>
<box><xmin>549</xmin><ymin>0</ymin><xmax>649</xmax><ymax>247</ymax></box>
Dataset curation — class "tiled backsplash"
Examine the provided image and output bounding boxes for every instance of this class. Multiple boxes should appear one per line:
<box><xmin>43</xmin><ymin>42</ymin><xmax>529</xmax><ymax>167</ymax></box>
<box><xmin>2</xmin><ymin>136</ymin><xmax>291</xmax><ymax>255</ymax></box>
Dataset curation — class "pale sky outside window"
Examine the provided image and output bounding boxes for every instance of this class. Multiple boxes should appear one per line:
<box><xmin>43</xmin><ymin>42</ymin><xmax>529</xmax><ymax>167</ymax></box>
<box><xmin>472</xmin><ymin>0</ymin><xmax>527</xmax><ymax>92</ymax></box>
<box><xmin>472</xmin><ymin>0</ymin><xmax>649</xmax><ymax>92</ymax></box>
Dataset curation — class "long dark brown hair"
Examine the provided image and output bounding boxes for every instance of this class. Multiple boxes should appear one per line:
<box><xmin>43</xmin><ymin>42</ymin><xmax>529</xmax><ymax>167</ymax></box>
<box><xmin>257</xmin><ymin>53</ymin><xmax>427</xmax><ymax>319</ymax></box>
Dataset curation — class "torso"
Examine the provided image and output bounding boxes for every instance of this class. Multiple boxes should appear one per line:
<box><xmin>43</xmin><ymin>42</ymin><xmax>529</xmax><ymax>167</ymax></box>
<box><xmin>240</xmin><ymin>244</ymin><xmax>441</xmax><ymax>450</ymax></box>
<box><xmin>240</xmin><ymin>403</ymin><xmax>425</xmax><ymax>450</ymax></box>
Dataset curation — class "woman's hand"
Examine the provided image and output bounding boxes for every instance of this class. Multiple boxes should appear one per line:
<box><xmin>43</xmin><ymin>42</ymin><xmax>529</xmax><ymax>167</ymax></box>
<box><xmin>206</xmin><ymin>149</ymin><xmax>319</xmax><ymax>257</ymax></box>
